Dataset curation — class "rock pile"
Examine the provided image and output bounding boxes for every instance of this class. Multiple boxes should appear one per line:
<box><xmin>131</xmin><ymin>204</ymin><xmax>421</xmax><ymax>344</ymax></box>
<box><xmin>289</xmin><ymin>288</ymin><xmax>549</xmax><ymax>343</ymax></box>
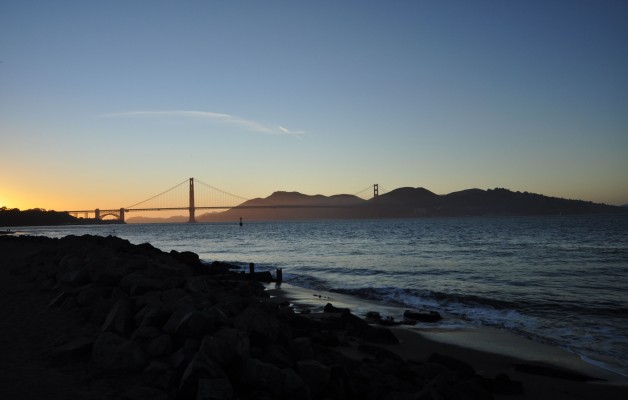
<box><xmin>3</xmin><ymin>235</ymin><xmax>521</xmax><ymax>399</ymax></box>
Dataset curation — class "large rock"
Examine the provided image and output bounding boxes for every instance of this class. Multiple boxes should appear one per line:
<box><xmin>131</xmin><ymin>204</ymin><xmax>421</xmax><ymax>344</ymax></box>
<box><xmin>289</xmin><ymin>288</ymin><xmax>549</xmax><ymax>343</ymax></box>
<box><xmin>132</xmin><ymin>326</ymin><xmax>162</xmax><ymax>341</ymax></box>
<box><xmin>404</xmin><ymin>310</ymin><xmax>442</xmax><ymax>323</ymax></box>
<box><xmin>84</xmin><ymin>254</ymin><xmax>125</xmax><ymax>286</ymax></box>
<box><xmin>282</xmin><ymin>367</ymin><xmax>310</xmax><ymax>399</ymax></box>
<box><xmin>120</xmin><ymin>272</ymin><xmax>165</xmax><ymax>296</ymax></box>
<box><xmin>76</xmin><ymin>286</ymin><xmax>110</xmax><ymax>307</ymax></box>
<box><xmin>200</xmin><ymin>328</ymin><xmax>250</xmax><ymax>370</ymax></box>
<box><xmin>233</xmin><ymin>304</ymin><xmax>284</xmax><ymax>347</ymax></box>
<box><xmin>169</xmin><ymin>250</ymin><xmax>201</xmax><ymax>268</ymax></box>
<box><xmin>161</xmin><ymin>287</ymin><xmax>189</xmax><ymax>304</ymax></box>
<box><xmin>176</xmin><ymin>311</ymin><xmax>218</xmax><ymax>339</ymax></box>
<box><xmin>51</xmin><ymin>336</ymin><xmax>95</xmax><ymax>366</ymax></box>
<box><xmin>289</xmin><ymin>337</ymin><xmax>314</xmax><ymax>361</ymax></box>
<box><xmin>135</xmin><ymin>291</ymin><xmax>163</xmax><ymax>308</ymax></box>
<box><xmin>91</xmin><ymin>332</ymin><xmax>146</xmax><ymax>372</ymax></box>
<box><xmin>212</xmin><ymin>295</ymin><xmax>253</xmax><ymax>317</ymax></box>
<box><xmin>143</xmin><ymin>361</ymin><xmax>177</xmax><ymax>391</ymax></box>
<box><xmin>196</xmin><ymin>378</ymin><xmax>234</xmax><ymax>400</ymax></box>
<box><xmin>242</xmin><ymin>358</ymin><xmax>285</xmax><ymax>398</ymax></box>
<box><xmin>119</xmin><ymin>385</ymin><xmax>169</xmax><ymax>400</ymax></box>
<box><xmin>134</xmin><ymin>304</ymin><xmax>164</xmax><ymax>328</ymax></box>
<box><xmin>163</xmin><ymin>309</ymin><xmax>216</xmax><ymax>339</ymax></box>
<box><xmin>297</xmin><ymin>359</ymin><xmax>331</xmax><ymax>398</ymax></box>
<box><xmin>261</xmin><ymin>344</ymin><xmax>295</xmax><ymax>369</ymax></box>
<box><xmin>102</xmin><ymin>298</ymin><xmax>135</xmax><ymax>335</ymax></box>
<box><xmin>177</xmin><ymin>352</ymin><xmax>227</xmax><ymax>400</ymax></box>
<box><xmin>57</xmin><ymin>267</ymin><xmax>91</xmax><ymax>287</ymax></box>
<box><xmin>343</xmin><ymin>312</ymin><xmax>399</xmax><ymax>344</ymax></box>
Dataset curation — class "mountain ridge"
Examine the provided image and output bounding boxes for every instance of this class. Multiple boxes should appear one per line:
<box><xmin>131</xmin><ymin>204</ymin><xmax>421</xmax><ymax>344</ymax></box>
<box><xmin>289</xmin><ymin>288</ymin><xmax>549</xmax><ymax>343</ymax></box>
<box><xmin>196</xmin><ymin>187</ymin><xmax>626</xmax><ymax>222</ymax></box>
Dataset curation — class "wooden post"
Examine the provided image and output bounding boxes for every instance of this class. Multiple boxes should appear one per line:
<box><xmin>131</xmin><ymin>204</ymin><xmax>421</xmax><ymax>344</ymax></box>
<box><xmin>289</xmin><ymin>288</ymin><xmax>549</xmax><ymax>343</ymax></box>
<box><xmin>249</xmin><ymin>263</ymin><xmax>255</xmax><ymax>274</ymax></box>
<box><xmin>276</xmin><ymin>268</ymin><xmax>283</xmax><ymax>285</ymax></box>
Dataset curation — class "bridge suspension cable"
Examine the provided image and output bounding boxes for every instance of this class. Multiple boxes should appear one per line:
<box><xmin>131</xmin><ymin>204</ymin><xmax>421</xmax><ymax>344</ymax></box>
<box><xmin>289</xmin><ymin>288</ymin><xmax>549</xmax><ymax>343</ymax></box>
<box><xmin>353</xmin><ymin>184</ymin><xmax>386</xmax><ymax>199</ymax></box>
<box><xmin>194</xmin><ymin>179</ymin><xmax>251</xmax><ymax>202</ymax></box>
<box><xmin>352</xmin><ymin>185</ymin><xmax>374</xmax><ymax>198</ymax></box>
<box><xmin>125</xmin><ymin>178</ymin><xmax>189</xmax><ymax>209</ymax></box>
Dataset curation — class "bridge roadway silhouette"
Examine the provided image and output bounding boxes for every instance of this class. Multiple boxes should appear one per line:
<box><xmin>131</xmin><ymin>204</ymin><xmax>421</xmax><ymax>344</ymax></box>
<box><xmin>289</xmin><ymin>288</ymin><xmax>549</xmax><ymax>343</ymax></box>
<box><xmin>65</xmin><ymin>178</ymin><xmax>380</xmax><ymax>223</ymax></box>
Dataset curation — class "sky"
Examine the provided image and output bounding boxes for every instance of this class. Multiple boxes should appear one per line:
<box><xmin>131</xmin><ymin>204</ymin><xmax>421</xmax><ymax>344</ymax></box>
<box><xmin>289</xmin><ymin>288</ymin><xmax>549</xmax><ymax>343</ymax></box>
<box><xmin>1</xmin><ymin>0</ymin><xmax>627</xmax><ymax>213</ymax></box>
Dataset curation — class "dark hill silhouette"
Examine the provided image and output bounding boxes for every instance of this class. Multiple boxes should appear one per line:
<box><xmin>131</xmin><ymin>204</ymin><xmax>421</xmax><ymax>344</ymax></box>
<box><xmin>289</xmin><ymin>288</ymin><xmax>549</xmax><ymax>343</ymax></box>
<box><xmin>198</xmin><ymin>187</ymin><xmax>626</xmax><ymax>222</ymax></box>
<box><xmin>126</xmin><ymin>215</ymin><xmax>188</xmax><ymax>224</ymax></box>
<box><xmin>244</xmin><ymin>191</ymin><xmax>365</xmax><ymax>207</ymax></box>
<box><xmin>0</xmin><ymin>207</ymin><xmax>77</xmax><ymax>226</ymax></box>
<box><xmin>197</xmin><ymin>192</ymin><xmax>366</xmax><ymax>222</ymax></box>
<box><xmin>0</xmin><ymin>208</ymin><xmax>79</xmax><ymax>226</ymax></box>
<box><xmin>373</xmin><ymin>187</ymin><xmax>438</xmax><ymax>204</ymax></box>
<box><xmin>0</xmin><ymin>207</ymin><xmax>123</xmax><ymax>226</ymax></box>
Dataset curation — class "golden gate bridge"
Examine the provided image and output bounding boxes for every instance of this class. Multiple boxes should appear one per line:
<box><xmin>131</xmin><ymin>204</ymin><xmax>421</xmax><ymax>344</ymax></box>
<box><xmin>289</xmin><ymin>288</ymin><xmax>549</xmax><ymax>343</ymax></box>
<box><xmin>65</xmin><ymin>178</ymin><xmax>382</xmax><ymax>223</ymax></box>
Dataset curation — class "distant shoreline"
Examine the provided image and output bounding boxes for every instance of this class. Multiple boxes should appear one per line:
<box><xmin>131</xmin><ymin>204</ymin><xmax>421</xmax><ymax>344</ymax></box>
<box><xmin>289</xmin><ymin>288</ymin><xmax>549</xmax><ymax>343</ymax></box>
<box><xmin>4</xmin><ymin>186</ymin><xmax>627</xmax><ymax>226</ymax></box>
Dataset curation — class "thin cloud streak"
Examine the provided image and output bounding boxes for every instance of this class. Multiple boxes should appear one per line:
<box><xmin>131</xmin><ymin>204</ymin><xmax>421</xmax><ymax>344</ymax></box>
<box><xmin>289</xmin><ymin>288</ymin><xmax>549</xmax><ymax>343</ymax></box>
<box><xmin>103</xmin><ymin>110</ymin><xmax>304</xmax><ymax>137</ymax></box>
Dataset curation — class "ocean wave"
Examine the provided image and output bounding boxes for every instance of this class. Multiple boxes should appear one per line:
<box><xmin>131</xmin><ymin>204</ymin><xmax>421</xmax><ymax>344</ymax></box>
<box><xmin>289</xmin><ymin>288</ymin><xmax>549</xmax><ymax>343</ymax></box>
<box><xmin>326</xmin><ymin>286</ymin><xmax>537</xmax><ymax>331</ymax></box>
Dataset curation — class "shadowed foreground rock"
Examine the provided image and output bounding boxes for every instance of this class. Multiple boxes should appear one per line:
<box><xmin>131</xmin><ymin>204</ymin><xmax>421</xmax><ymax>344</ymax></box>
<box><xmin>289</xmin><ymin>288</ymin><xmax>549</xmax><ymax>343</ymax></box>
<box><xmin>1</xmin><ymin>235</ymin><xmax>516</xmax><ymax>399</ymax></box>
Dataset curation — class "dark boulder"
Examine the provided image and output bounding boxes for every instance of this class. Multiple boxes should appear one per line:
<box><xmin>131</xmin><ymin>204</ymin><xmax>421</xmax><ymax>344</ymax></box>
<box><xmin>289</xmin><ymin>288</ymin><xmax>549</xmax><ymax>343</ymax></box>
<box><xmin>233</xmin><ymin>305</ymin><xmax>284</xmax><ymax>347</ymax></box>
<box><xmin>199</xmin><ymin>328</ymin><xmax>250</xmax><ymax>369</ymax></box>
<box><xmin>173</xmin><ymin>311</ymin><xmax>218</xmax><ymax>339</ymax></box>
<box><xmin>91</xmin><ymin>332</ymin><xmax>147</xmax><ymax>372</ymax></box>
<box><xmin>177</xmin><ymin>352</ymin><xmax>227</xmax><ymax>399</ymax></box>
<box><xmin>297</xmin><ymin>359</ymin><xmax>331</xmax><ymax>398</ymax></box>
<box><xmin>169</xmin><ymin>250</ymin><xmax>201</xmax><ymax>268</ymax></box>
<box><xmin>324</xmin><ymin>302</ymin><xmax>350</xmax><ymax>313</ymax></box>
<box><xmin>247</xmin><ymin>271</ymin><xmax>274</xmax><ymax>283</ymax></box>
<box><xmin>51</xmin><ymin>336</ymin><xmax>95</xmax><ymax>366</ymax></box>
<box><xmin>101</xmin><ymin>298</ymin><xmax>135</xmax><ymax>335</ymax></box>
<box><xmin>403</xmin><ymin>310</ymin><xmax>442</xmax><ymax>323</ymax></box>
<box><xmin>147</xmin><ymin>334</ymin><xmax>173</xmax><ymax>358</ymax></box>
<box><xmin>241</xmin><ymin>358</ymin><xmax>286</xmax><ymax>398</ymax></box>
<box><xmin>196</xmin><ymin>377</ymin><xmax>234</xmax><ymax>400</ymax></box>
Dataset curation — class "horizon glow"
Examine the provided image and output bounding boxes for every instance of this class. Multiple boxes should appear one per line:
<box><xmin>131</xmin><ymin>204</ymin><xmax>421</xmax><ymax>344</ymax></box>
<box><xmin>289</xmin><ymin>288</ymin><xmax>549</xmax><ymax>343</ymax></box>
<box><xmin>1</xmin><ymin>1</ymin><xmax>627</xmax><ymax>212</ymax></box>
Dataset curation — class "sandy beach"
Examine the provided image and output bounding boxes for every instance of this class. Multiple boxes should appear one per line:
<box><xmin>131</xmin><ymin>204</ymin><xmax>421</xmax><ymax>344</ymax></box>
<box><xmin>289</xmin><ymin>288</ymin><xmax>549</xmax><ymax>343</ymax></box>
<box><xmin>268</xmin><ymin>283</ymin><xmax>628</xmax><ymax>400</ymax></box>
<box><xmin>1</xmin><ymin>234</ymin><xmax>627</xmax><ymax>399</ymax></box>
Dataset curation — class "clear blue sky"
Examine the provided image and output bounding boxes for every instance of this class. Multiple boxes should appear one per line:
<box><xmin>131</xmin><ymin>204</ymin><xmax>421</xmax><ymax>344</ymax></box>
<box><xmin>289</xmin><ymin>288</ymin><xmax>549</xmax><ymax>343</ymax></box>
<box><xmin>2</xmin><ymin>0</ymin><xmax>627</xmax><ymax>211</ymax></box>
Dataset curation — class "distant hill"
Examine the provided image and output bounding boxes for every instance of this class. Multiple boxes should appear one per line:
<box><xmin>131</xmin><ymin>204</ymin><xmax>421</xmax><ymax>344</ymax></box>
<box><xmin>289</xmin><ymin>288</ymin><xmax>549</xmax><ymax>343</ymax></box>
<box><xmin>197</xmin><ymin>187</ymin><xmax>627</xmax><ymax>222</ymax></box>
<box><xmin>197</xmin><ymin>191</ymin><xmax>367</xmax><ymax>222</ymax></box>
<box><xmin>0</xmin><ymin>207</ymin><xmax>80</xmax><ymax>226</ymax></box>
<box><xmin>126</xmin><ymin>215</ymin><xmax>188</xmax><ymax>224</ymax></box>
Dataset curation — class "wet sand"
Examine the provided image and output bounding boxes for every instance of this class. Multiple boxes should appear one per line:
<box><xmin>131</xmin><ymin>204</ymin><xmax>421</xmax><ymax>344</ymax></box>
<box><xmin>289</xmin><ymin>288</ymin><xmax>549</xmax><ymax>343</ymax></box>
<box><xmin>268</xmin><ymin>283</ymin><xmax>628</xmax><ymax>400</ymax></box>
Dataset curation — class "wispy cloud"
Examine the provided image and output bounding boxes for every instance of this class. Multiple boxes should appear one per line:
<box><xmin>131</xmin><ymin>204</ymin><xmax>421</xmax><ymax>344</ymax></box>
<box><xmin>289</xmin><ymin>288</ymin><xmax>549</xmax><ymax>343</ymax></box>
<box><xmin>103</xmin><ymin>110</ymin><xmax>304</xmax><ymax>137</ymax></box>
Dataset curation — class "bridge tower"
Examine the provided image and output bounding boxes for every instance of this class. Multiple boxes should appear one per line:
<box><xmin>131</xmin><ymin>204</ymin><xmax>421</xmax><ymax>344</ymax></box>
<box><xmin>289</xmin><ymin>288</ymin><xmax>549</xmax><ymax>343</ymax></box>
<box><xmin>188</xmin><ymin>177</ymin><xmax>196</xmax><ymax>223</ymax></box>
<box><xmin>374</xmin><ymin>184</ymin><xmax>379</xmax><ymax>198</ymax></box>
<box><xmin>119</xmin><ymin>208</ymin><xmax>125</xmax><ymax>223</ymax></box>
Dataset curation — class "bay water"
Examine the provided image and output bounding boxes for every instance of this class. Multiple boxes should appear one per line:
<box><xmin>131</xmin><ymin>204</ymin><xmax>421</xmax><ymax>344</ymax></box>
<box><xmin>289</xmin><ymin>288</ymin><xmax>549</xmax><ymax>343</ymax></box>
<box><xmin>15</xmin><ymin>214</ymin><xmax>628</xmax><ymax>377</ymax></box>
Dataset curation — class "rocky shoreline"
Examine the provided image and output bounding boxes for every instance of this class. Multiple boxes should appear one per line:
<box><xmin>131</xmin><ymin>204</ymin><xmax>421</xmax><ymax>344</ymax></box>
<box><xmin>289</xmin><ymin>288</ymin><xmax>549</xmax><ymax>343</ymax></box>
<box><xmin>1</xmin><ymin>234</ymin><xmax>626</xmax><ymax>400</ymax></box>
